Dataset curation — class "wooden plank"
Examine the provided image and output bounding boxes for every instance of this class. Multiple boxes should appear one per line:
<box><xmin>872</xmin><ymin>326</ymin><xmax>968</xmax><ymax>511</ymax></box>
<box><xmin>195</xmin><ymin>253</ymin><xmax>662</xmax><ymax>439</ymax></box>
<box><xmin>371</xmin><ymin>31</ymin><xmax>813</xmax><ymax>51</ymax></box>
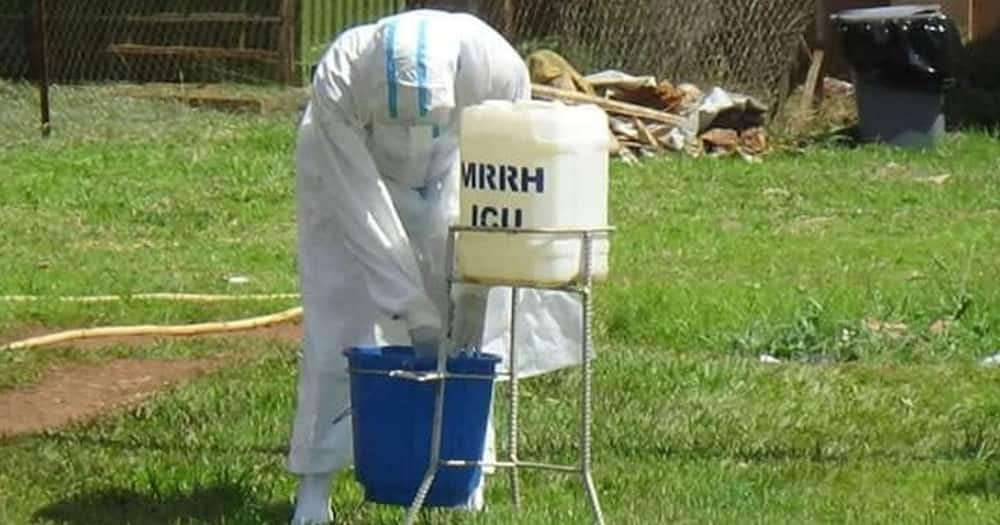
<box><xmin>531</xmin><ymin>84</ymin><xmax>688</xmax><ymax>127</ymax></box>
<box><xmin>632</xmin><ymin>117</ymin><xmax>661</xmax><ymax>150</ymax></box>
<box><xmin>108</xmin><ymin>44</ymin><xmax>280</xmax><ymax>63</ymax></box>
<box><xmin>9</xmin><ymin>13</ymin><xmax>278</xmax><ymax>25</ymax></box>
<box><xmin>135</xmin><ymin>93</ymin><xmax>267</xmax><ymax>114</ymax></box>
<box><xmin>799</xmin><ymin>48</ymin><xmax>825</xmax><ymax>114</ymax></box>
<box><xmin>124</xmin><ymin>13</ymin><xmax>282</xmax><ymax>24</ymax></box>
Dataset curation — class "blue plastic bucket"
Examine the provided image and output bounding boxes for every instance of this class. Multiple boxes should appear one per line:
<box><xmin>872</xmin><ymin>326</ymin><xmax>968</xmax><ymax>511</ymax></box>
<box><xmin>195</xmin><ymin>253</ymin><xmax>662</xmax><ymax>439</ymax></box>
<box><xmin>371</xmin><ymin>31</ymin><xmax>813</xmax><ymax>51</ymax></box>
<box><xmin>344</xmin><ymin>346</ymin><xmax>500</xmax><ymax>507</ymax></box>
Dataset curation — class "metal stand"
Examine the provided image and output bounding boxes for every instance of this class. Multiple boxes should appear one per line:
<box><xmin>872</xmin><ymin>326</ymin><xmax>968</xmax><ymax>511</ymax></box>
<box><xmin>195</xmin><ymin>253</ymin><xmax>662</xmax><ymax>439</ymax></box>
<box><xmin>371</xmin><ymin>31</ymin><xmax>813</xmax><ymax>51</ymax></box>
<box><xmin>394</xmin><ymin>225</ymin><xmax>612</xmax><ymax>525</ymax></box>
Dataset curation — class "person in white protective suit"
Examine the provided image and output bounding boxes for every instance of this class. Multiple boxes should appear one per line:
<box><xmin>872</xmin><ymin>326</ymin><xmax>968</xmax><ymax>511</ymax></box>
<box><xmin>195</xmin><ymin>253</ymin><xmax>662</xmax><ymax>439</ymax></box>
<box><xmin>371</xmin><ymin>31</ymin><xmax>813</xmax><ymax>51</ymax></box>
<box><xmin>288</xmin><ymin>9</ymin><xmax>585</xmax><ymax>524</ymax></box>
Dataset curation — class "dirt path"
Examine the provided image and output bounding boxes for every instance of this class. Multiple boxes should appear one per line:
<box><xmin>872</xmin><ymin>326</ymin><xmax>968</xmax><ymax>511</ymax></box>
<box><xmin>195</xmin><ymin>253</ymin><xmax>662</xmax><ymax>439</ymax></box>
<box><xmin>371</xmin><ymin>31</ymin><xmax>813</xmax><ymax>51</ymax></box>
<box><xmin>0</xmin><ymin>323</ymin><xmax>302</xmax><ymax>439</ymax></box>
<box><xmin>0</xmin><ymin>358</ymin><xmax>225</xmax><ymax>438</ymax></box>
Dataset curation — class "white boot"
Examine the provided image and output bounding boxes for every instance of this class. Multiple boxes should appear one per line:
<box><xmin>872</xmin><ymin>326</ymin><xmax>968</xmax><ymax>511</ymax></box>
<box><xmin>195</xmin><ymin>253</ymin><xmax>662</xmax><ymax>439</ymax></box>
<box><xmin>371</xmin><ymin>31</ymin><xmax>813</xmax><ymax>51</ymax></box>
<box><xmin>483</xmin><ymin>410</ymin><xmax>497</xmax><ymax>475</ymax></box>
<box><xmin>454</xmin><ymin>472</ymin><xmax>486</xmax><ymax>512</ymax></box>
<box><xmin>291</xmin><ymin>473</ymin><xmax>334</xmax><ymax>525</ymax></box>
<box><xmin>468</xmin><ymin>475</ymin><xmax>486</xmax><ymax>511</ymax></box>
<box><xmin>458</xmin><ymin>387</ymin><xmax>494</xmax><ymax>512</ymax></box>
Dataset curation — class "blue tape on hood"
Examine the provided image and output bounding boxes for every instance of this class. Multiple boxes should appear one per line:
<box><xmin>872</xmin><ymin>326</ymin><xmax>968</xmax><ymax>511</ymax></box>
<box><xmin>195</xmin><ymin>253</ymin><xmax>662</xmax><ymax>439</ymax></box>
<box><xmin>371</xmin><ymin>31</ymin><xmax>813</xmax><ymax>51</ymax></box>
<box><xmin>416</xmin><ymin>18</ymin><xmax>430</xmax><ymax>117</ymax></box>
<box><xmin>384</xmin><ymin>19</ymin><xmax>399</xmax><ymax>120</ymax></box>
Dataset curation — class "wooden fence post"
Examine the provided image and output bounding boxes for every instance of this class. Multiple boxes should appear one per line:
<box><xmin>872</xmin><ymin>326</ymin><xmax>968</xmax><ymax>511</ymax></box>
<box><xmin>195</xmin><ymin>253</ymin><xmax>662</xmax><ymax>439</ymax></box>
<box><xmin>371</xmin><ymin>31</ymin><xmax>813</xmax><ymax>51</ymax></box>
<box><xmin>277</xmin><ymin>0</ymin><xmax>297</xmax><ymax>85</ymax></box>
<box><xmin>502</xmin><ymin>0</ymin><xmax>514</xmax><ymax>39</ymax></box>
<box><xmin>32</xmin><ymin>0</ymin><xmax>51</xmax><ymax>137</ymax></box>
<box><xmin>971</xmin><ymin>0</ymin><xmax>1000</xmax><ymax>43</ymax></box>
<box><xmin>291</xmin><ymin>0</ymin><xmax>304</xmax><ymax>86</ymax></box>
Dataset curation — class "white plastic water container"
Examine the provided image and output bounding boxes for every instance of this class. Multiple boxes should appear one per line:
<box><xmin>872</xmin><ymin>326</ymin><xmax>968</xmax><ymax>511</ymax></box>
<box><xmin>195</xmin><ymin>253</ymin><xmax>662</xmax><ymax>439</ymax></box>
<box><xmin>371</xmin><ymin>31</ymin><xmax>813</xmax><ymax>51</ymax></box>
<box><xmin>456</xmin><ymin>99</ymin><xmax>611</xmax><ymax>287</ymax></box>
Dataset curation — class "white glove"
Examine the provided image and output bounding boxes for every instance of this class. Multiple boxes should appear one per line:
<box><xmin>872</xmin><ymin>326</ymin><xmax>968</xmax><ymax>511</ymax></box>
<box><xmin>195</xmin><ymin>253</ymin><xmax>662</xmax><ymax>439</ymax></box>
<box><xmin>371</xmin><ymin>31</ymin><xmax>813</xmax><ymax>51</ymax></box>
<box><xmin>451</xmin><ymin>286</ymin><xmax>489</xmax><ymax>350</ymax></box>
<box><xmin>409</xmin><ymin>326</ymin><xmax>442</xmax><ymax>360</ymax></box>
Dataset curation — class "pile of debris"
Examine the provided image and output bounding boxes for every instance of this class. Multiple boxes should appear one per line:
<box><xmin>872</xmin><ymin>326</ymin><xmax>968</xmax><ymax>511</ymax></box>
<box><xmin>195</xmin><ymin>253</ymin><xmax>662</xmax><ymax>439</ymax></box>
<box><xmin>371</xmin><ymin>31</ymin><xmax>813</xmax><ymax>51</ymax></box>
<box><xmin>526</xmin><ymin>50</ymin><xmax>770</xmax><ymax>163</ymax></box>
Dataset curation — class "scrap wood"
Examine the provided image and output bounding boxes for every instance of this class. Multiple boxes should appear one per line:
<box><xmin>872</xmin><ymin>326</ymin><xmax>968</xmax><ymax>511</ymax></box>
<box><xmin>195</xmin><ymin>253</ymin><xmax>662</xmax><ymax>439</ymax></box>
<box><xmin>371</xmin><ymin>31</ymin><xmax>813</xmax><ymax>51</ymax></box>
<box><xmin>532</xmin><ymin>84</ymin><xmax>688</xmax><ymax>128</ymax></box>
<box><xmin>700</xmin><ymin>127</ymin><xmax>769</xmax><ymax>159</ymax></box>
<box><xmin>799</xmin><ymin>48</ymin><xmax>826</xmax><ymax>114</ymax></box>
<box><xmin>699</xmin><ymin>87</ymin><xmax>769</xmax><ymax>132</ymax></box>
<box><xmin>700</xmin><ymin>128</ymin><xmax>740</xmax><ymax>150</ymax></box>
<box><xmin>823</xmin><ymin>77</ymin><xmax>855</xmax><ymax>97</ymax></box>
<box><xmin>740</xmin><ymin>127</ymin><xmax>768</xmax><ymax>155</ymax></box>
<box><xmin>656</xmin><ymin>127</ymin><xmax>688</xmax><ymax>152</ymax></box>
<box><xmin>585</xmin><ymin>70</ymin><xmax>658</xmax><ymax>90</ymax></box>
<box><xmin>526</xmin><ymin>50</ymin><xmax>596</xmax><ymax>96</ymax></box>
<box><xmin>608</xmin><ymin>81</ymin><xmax>689</xmax><ymax>114</ymax></box>
<box><xmin>632</xmin><ymin>117</ymin><xmax>661</xmax><ymax>150</ymax></box>
<box><xmin>609</xmin><ymin>117</ymin><xmax>639</xmax><ymax>141</ymax></box>
<box><xmin>109</xmin><ymin>44</ymin><xmax>279</xmax><ymax>63</ymax></box>
<box><xmin>115</xmin><ymin>85</ymin><xmax>271</xmax><ymax>113</ymax></box>
<box><xmin>584</xmin><ymin>71</ymin><xmax>699</xmax><ymax>114</ymax></box>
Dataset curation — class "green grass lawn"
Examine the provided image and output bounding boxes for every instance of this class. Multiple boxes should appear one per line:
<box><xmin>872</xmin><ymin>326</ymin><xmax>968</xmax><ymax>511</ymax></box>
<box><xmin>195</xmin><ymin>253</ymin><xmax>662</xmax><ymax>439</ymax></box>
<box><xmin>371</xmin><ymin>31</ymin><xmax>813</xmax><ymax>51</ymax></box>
<box><xmin>2</xmin><ymin>83</ymin><xmax>1000</xmax><ymax>524</ymax></box>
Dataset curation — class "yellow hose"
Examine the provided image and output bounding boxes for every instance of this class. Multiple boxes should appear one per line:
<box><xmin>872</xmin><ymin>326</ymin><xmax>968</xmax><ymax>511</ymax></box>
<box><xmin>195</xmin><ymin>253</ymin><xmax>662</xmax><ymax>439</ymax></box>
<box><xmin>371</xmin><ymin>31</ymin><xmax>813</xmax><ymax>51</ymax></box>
<box><xmin>0</xmin><ymin>293</ymin><xmax>303</xmax><ymax>351</ymax></box>
<box><xmin>0</xmin><ymin>293</ymin><xmax>300</xmax><ymax>303</ymax></box>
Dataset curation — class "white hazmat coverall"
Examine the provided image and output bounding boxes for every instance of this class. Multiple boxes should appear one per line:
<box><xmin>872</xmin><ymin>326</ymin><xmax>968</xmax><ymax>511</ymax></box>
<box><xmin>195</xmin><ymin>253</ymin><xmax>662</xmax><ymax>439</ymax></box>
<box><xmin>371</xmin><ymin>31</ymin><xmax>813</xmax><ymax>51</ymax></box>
<box><xmin>289</xmin><ymin>9</ymin><xmax>585</xmax><ymax>523</ymax></box>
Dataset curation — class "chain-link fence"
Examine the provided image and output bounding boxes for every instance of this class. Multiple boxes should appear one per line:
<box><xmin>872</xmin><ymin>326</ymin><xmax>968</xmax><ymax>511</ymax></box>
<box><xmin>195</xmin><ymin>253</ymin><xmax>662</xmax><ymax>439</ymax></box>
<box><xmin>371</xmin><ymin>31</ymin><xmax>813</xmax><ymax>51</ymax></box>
<box><xmin>0</xmin><ymin>4</ymin><xmax>31</xmax><ymax>80</ymax></box>
<box><xmin>556</xmin><ymin>0</ymin><xmax>814</xmax><ymax>102</ymax></box>
<box><xmin>301</xmin><ymin>0</ymin><xmax>404</xmax><ymax>70</ymax></box>
<box><xmin>1</xmin><ymin>0</ymin><xmax>296</xmax><ymax>84</ymax></box>
<box><xmin>1</xmin><ymin>0</ymin><xmax>304</xmax><ymax>145</ymax></box>
<box><xmin>3</xmin><ymin>0</ymin><xmax>820</xmax><ymax>146</ymax></box>
<box><xmin>416</xmin><ymin>0</ymin><xmax>815</xmax><ymax>105</ymax></box>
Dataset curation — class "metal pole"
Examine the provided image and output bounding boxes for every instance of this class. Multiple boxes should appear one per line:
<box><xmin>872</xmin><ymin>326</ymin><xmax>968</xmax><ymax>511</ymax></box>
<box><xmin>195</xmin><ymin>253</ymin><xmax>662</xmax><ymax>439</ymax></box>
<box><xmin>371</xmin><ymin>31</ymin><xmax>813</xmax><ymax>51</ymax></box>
<box><xmin>403</xmin><ymin>367</ymin><xmax>445</xmax><ymax>525</ymax></box>
<box><xmin>403</xmin><ymin>357</ymin><xmax>447</xmax><ymax>524</ymax></box>
<box><xmin>581</xmin><ymin>232</ymin><xmax>606</xmax><ymax>525</ymax></box>
<box><xmin>508</xmin><ymin>285</ymin><xmax>522</xmax><ymax>509</ymax></box>
<box><xmin>403</xmin><ymin>230</ymin><xmax>460</xmax><ymax>525</ymax></box>
<box><xmin>35</xmin><ymin>0</ymin><xmax>51</xmax><ymax>138</ymax></box>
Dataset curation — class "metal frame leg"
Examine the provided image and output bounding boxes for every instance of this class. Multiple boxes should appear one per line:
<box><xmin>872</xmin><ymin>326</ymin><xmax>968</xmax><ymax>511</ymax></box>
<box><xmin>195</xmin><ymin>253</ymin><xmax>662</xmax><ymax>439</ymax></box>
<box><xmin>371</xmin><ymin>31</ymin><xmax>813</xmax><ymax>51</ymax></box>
<box><xmin>508</xmin><ymin>286</ymin><xmax>522</xmax><ymax>509</ymax></box>
<box><xmin>403</xmin><ymin>359</ymin><xmax>447</xmax><ymax>525</ymax></box>
<box><xmin>581</xmin><ymin>233</ymin><xmax>606</xmax><ymax>525</ymax></box>
<box><xmin>402</xmin><ymin>231</ymin><xmax>459</xmax><ymax>525</ymax></box>
<box><xmin>394</xmin><ymin>227</ymin><xmax>610</xmax><ymax>525</ymax></box>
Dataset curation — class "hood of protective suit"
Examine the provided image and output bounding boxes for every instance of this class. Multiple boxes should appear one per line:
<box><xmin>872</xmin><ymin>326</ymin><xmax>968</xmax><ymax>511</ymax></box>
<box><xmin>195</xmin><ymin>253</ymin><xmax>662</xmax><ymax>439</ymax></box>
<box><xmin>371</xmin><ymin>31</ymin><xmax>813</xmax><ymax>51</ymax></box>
<box><xmin>371</xmin><ymin>12</ymin><xmax>460</xmax><ymax>128</ymax></box>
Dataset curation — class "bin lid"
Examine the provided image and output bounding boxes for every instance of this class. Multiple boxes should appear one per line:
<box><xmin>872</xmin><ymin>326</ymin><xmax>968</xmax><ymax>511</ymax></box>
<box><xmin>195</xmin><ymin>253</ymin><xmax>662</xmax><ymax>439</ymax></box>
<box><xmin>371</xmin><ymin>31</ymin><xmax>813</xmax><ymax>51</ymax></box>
<box><xmin>831</xmin><ymin>5</ymin><xmax>942</xmax><ymax>23</ymax></box>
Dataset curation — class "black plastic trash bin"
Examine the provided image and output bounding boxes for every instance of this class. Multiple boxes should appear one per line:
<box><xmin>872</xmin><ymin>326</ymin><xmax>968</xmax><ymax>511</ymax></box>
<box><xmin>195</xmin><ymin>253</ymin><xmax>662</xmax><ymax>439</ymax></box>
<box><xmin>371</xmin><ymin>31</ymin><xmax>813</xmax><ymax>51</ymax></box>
<box><xmin>832</xmin><ymin>5</ymin><xmax>963</xmax><ymax>149</ymax></box>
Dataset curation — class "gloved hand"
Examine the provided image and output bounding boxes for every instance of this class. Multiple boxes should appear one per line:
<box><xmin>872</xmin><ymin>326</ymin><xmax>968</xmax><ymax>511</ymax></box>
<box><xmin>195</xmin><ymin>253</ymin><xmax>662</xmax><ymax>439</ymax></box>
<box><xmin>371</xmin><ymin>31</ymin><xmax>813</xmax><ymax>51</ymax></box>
<box><xmin>451</xmin><ymin>286</ymin><xmax>489</xmax><ymax>351</ymax></box>
<box><xmin>409</xmin><ymin>325</ymin><xmax>442</xmax><ymax>360</ymax></box>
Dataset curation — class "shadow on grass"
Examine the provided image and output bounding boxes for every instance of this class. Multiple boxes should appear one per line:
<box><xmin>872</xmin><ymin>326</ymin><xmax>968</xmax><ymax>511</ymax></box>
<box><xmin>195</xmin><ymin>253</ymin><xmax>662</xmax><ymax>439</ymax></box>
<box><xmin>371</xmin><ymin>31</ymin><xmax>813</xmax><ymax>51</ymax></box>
<box><xmin>33</xmin><ymin>484</ymin><xmax>292</xmax><ymax>525</ymax></box>
<box><xmin>945</xmin><ymin>26</ymin><xmax>1000</xmax><ymax>133</ymax></box>
<box><xmin>945</xmin><ymin>470</ymin><xmax>1000</xmax><ymax>500</ymax></box>
<box><xmin>41</xmin><ymin>433</ymin><xmax>287</xmax><ymax>456</ymax></box>
<box><xmin>783</xmin><ymin>123</ymin><xmax>865</xmax><ymax>151</ymax></box>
